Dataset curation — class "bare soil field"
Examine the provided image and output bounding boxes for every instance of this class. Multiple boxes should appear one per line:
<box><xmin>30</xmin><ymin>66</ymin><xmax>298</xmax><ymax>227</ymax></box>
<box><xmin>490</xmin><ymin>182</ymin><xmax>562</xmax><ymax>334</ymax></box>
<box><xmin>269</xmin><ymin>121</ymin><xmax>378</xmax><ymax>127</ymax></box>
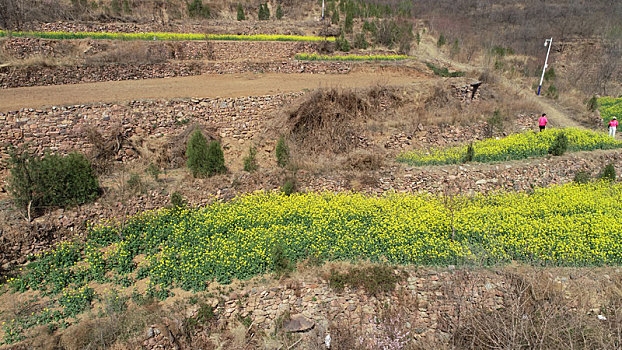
<box><xmin>0</xmin><ymin>70</ymin><xmax>426</xmax><ymax>112</ymax></box>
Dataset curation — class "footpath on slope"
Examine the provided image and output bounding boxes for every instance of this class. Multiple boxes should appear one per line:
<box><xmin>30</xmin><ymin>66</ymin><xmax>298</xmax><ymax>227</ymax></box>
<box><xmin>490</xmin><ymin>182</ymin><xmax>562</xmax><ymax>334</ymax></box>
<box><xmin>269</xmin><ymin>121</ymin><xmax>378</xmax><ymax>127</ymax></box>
<box><xmin>0</xmin><ymin>71</ymin><xmax>425</xmax><ymax>112</ymax></box>
<box><xmin>497</xmin><ymin>76</ymin><xmax>581</xmax><ymax>128</ymax></box>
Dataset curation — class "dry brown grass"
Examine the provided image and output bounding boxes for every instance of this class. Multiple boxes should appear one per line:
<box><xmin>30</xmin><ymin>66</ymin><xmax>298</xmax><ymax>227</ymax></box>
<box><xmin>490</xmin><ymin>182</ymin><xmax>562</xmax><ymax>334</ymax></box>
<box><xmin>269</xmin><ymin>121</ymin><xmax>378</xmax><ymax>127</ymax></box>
<box><xmin>81</xmin><ymin>124</ymin><xmax>126</xmax><ymax>175</ymax></box>
<box><xmin>85</xmin><ymin>42</ymin><xmax>169</xmax><ymax>66</ymax></box>
<box><xmin>444</xmin><ymin>269</ymin><xmax>622</xmax><ymax>349</ymax></box>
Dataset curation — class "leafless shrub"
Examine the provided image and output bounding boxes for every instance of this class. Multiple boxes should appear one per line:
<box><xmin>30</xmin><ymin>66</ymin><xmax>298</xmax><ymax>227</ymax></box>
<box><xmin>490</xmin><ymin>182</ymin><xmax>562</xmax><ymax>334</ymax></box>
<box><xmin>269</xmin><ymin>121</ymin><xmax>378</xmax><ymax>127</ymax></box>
<box><xmin>83</xmin><ymin>124</ymin><xmax>125</xmax><ymax>175</ymax></box>
<box><xmin>344</xmin><ymin>150</ymin><xmax>384</xmax><ymax>171</ymax></box>
<box><xmin>447</xmin><ymin>271</ymin><xmax>622</xmax><ymax>349</ymax></box>
<box><xmin>85</xmin><ymin>42</ymin><xmax>169</xmax><ymax>65</ymax></box>
<box><xmin>288</xmin><ymin>87</ymin><xmax>401</xmax><ymax>155</ymax></box>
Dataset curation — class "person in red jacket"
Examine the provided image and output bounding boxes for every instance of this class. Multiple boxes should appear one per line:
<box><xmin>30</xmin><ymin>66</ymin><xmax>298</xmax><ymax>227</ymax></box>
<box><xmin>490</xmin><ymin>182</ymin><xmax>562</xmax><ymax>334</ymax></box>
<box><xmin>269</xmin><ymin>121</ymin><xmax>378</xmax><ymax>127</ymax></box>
<box><xmin>609</xmin><ymin>117</ymin><xmax>618</xmax><ymax>138</ymax></box>
<box><xmin>538</xmin><ymin>113</ymin><xmax>548</xmax><ymax>132</ymax></box>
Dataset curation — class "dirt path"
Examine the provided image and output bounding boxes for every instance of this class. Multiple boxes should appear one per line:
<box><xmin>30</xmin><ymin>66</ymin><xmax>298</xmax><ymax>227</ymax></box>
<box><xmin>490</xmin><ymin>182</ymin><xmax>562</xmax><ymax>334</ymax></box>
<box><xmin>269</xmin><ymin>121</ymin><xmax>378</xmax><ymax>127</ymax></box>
<box><xmin>0</xmin><ymin>71</ymin><xmax>425</xmax><ymax>112</ymax></box>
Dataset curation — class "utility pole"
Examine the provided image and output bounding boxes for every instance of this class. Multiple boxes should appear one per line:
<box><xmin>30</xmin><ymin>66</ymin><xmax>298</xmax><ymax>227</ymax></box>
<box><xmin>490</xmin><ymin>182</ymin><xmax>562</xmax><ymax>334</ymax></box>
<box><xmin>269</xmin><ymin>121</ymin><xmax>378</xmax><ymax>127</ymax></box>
<box><xmin>537</xmin><ymin>37</ymin><xmax>553</xmax><ymax>96</ymax></box>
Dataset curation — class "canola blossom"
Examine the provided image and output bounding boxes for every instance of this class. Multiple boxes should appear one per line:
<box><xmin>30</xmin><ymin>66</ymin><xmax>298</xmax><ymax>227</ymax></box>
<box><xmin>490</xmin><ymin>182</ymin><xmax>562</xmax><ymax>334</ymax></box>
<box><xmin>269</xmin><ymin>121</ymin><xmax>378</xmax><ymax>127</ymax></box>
<box><xmin>8</xmin><ymin>183</ymin><xmax>622</xmax><ymax>294</ymax></box>
<box><xmin>0</xmin><ymin>30</ymin><xmax>335</xmax><ymax>42</ymax></box>
<box><xmin>3</xmin><ymin>182</ymin><xmax>622</xmax><ymax>343</ymax></box>
<box><xmin>295</xmin><ymin>53</ymin><xmax>410</xmax><ymax>61</ymax></box>
<box><xmin>598</xmin><ymin>97</ymin><xmax>622</xmax><ymax>126</ymax></box>
<box><xmin>398</xmin><ymin>128</ymin><xmax>622</xmax><ymax>166</ymax></box>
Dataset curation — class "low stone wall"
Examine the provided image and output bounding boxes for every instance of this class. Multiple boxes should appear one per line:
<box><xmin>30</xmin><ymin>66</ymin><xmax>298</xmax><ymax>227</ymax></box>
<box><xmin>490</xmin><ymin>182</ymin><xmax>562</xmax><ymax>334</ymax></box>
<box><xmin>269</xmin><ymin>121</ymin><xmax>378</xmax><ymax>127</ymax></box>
<box><xmin>0</xmin><ymin>60</ymin><xmax>351</xmax><ymax>88</ymax></box>
<box><xmin>0</xmin><ymin>93</ymin><xmax>302</xmax><ymax>165</ymax></box>
<box><xmin>1</xmin><ymin>37</ymin><xmax>323</xmax><ymax>61</ymax></box>
<box><xmin>142</xmin><ymin>266</ymin><xmax>616</xmax><ymax>349</ymax></box>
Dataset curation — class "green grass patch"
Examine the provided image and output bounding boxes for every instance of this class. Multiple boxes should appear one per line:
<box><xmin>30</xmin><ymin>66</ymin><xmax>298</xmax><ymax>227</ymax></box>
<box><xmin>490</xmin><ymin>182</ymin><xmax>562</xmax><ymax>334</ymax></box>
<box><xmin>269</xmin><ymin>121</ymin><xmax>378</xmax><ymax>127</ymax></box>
<box><xmin>398</xmin><ymin>128</ymin><xmax>622</xmax><ymax>166</ymax></box>
<box><xmin>425</xmin><ymin>62</ymin><xmax>465</xmax><ymax>77</ymax></box>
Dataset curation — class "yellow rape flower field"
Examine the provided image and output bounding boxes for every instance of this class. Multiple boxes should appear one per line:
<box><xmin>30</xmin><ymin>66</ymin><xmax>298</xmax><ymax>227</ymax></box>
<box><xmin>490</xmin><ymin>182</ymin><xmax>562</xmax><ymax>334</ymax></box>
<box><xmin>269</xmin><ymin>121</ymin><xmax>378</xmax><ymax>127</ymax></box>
<box><xmin>398</xmin><ymin>128</ymin><xmax>622</xmax><ymax>166</ymax></box>
<box><xmin>598</xmin><ymin>96</ymin><xmax>622</xmax><ymax>126</ymax></box>
<box><xmin>295</xmin><ymin>53</ymin><xmax>410</xmax><ymax>61</ymax></box>
<box><xmin>0</xmin><ymin>30</ymin><xmax>334</xmax><ymax>42</ymax></box>
<box><xmin>3</xmin><ymin>182</ymin><xmax>622</xmax><ymax>343</ymax></box>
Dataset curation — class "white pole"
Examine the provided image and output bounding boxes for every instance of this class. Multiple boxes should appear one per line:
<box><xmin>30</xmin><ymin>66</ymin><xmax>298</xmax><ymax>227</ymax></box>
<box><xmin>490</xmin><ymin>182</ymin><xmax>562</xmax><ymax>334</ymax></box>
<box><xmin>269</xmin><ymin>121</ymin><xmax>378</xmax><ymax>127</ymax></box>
<box><xmin>537</xmin><ymin>37</ymin><xmax>553</xmax><ymax>96</ymax></box>
<box><xmin>321</xmin><ymin>0</ymin><xmax>325</xmax><ymax>20</ymax></box>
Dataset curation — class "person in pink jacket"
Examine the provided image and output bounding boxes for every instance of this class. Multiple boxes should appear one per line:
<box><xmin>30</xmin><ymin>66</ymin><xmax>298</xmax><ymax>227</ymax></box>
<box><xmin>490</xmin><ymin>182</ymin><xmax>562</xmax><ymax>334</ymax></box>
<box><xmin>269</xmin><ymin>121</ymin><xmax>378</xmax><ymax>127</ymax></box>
<box><xmin>538</xmin><ymin>113</ymin><xmax>548</xmax><ymax>132</ymax></box>
<box><xmin>609</xmin><ymin>117</ymin><xmax>618</xmax><ymax>138</ymax></box>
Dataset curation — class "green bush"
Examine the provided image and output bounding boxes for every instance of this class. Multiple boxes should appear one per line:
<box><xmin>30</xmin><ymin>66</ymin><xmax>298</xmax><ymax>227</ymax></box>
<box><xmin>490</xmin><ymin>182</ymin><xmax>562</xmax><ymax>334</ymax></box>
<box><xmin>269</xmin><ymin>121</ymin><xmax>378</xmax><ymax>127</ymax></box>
<box><xmin>599</xmin><ymin>163</ymin><xmax>616</xmax><ymax>181</ymax></box>
<box><xmin>328</xmin><ymin>265</ymin><xmax>403</xmax><ymax>296</ymax></box>
<box><xmin>544</xmin><ymin>67</ymin><xmax>556</xmax><ymax>82</ymax></box>
<box><xmin>8</xmin><ymin>149</ymin><xmax>99</xmax><ymax>212</ymax></box>
<box><xmin>548</xmin><ymin>131</ymin><xmax>568</xmax><ymax>156</ymax></box>
<box><xmin>122</xmin><ymin>0</ymin><xmax>131</xmax><ymax>13</ymax></box>
<box><xmin>415</xmin><ymin>31</ymin><xmax>420</xmax><ymax>45</ymax></box>
<box><xmin>186</xmin><ymin>129</ymin><xmax>210</xmax><ymax>177</ymax></box>
<box><xmin>206</xmin><ymin>141</ymin><xmax>227</xmax><ymax>176</ymax></box>
<box><xmin>110</xmin><ymin>0</ymin><xmax>121</xmax><ymax>13</ymax></box>
<box><xmin>275</xmin><ymin>135</ymin><xmax>290</xmax><ymax>167</ymax></box>
<box><xmin>276</xmin><ymin>4</ymin><xmax>283</xmax><ymax>19</ymax></box>
<box><xmin>437</xmin><ymin>33</ymin><xmax>446</xmax><ymax>47</ymax></box>
<box><xmin>462</xmin><ymin>143</ymin><xmax>475</xmax><ymax>163</ymax></box>
<box><xmin>362</xmin><ymin>20</ymin><xmax>376</xmax><ymax>34</ymax></box>
<box><xmin>545</xmin><ymin>84</ymin><xmax>559</xmax><ymax>99</ymax></box>
<box><xmin>271</xmin><ymin>243</ymin><xmax>294</xmax><ymax>278</ymax></box>
<box><xmin>331</xmin><ymin>9</ymin><xmax>340</xmax><ymax>25</ymax></box>
<box><xmin>146</xmin><ymin>163</ymin><xmax>160</xmax><ymax>181</ymax></box>
<box><xmin>344</xmin><ymin>12</ymin><xmax>353</xmax><ymax>33</ymax></box>
<box><xmin>126</xmin><ymin>173</ymin><xmax>147</xmax><ymax>194</ymax></box>
<box><xmin>236</xmin><ymin>3</ymin><xmax>245</xmax><ymax>20</ymax></box>
<box><xmin>258</xmin><ymin>3</ymin><xmax>270</xmax><ymax>20</ymax></box>
<box><xmin>243</xmin><ymin>145</ymin><xmax>258</xmax><ymax>172</ymax></box>
<box><xmin>353</xmin><ymin>33</ymin><xmax>369</xmax><ymax>49</ymax></box>
<box><xmin>170</xmin><ymin>191</ymin><xmax>186</xmax><ymax>209</ymax></box>
<box><xmin>587</xmin><ymin>95</ymin><xmax>599</xmax><ymax>112</ymax></box>
<box><xmin>573</xmin><ymin>171</ymin><xmax>591</xmax><ymax>184</ymax></box>
<box><xmin>373</xmin><ymin>19</ymin><xmax>412</xmax><ymax>51</ymax></box>
<box><xmin>188</xmin><ymin>0</ymin><xmax>210</xmax><ymax>18</ymax></box>
<box><xmin>336</xmin><ymin>34</ymin><xmax>350</xmax><ymax>52</ymax></box>
<box><xmin>281</xmin><ymin>177</ymin><xmax>297</xmax><ymax>195</ymax></box>
<box><xmin>485</xmin><ymin>110</ymin><xmax>504</xmax><ymax>138</ymax></box>
<box><xmin>450</xmin><ymin>39</ymin><xmax>460</xmax><ymax>58</ymax></box>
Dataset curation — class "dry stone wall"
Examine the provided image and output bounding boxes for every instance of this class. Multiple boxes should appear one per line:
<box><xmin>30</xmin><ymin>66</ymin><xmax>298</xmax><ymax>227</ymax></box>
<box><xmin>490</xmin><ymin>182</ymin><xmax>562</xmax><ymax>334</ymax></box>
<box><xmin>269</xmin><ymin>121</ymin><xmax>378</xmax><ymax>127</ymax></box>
<box><xmin>1</xmin><ymin>37</ymin><xmax>323</xmax><ymax>61</ymax></box>
<box><xmin>0</xmin><ymin>93</ymin><xmax>302</xmax><ymax>165</ymax></box>
<box><xmin>0</xmin><ymin>60</ymin><xmax>350</xmax><ymax>88</ymax></box>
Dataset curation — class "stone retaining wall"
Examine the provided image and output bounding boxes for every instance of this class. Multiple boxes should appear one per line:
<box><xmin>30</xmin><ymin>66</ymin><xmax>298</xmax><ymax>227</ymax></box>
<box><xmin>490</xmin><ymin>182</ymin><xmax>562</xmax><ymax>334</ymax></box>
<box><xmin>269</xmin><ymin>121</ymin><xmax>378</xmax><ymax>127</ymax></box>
<box><xmin>0</xmin><ymin>60</ymin><xmax>351</xmax><ymax>88</ymax></box>
<box><xmin>1</xmin><ymin>37</ymin><xmax>324</xmax><ymax>61</ymax></box>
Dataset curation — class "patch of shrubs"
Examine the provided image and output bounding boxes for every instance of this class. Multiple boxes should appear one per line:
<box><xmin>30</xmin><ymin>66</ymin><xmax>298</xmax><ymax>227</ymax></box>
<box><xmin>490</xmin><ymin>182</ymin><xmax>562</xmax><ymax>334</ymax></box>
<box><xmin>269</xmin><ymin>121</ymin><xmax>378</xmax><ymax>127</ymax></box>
<box><xmin>599</xmin><ymin>163</ymin><xmax>616</xmax><ymax>181</ymax></box>
<box><xmin>275</xmin><ymin>135</ymin><xmax>290</xmax><ymax>168</ymax></box>
<box><xmin>548</xmin><ymin>131</ymin><xmax>568</xmax><ymax>156</ymax></box>
<box><xmin>573</xmin><ymin>171</ymin><xmax>591</xmax><ymax>184</ymax></box>
<box><xmin>328</xmin><ymin>265</ymin><xmax>405</xmax><ymax>296</ymax></box>
<box><xmin>272</xmin><ymin>243</ymin><xmax>294</xmax><ymax>278</ymax></box>
<box><xmin>425</xmin><ymin>62</ymin><xmax>465</xmax><ymax>77</ymax></box>
<box><xmin>170</xmin><ymin>191</ymin><xmax>187</xmax><ymax>209</ymax></box>
<box><xmin>236</xmin><ymin>3</ymin><xmax>245</xmax><ymax>20</ymax></box>
<box><xmin>281</xmin><ymin>177</ymin><xmax>297</xmax><ymax>196</ymax></box>
<box><xmin>186</xmin><ymin>129</ymin><xmax>226</xmax><ymax>177</ymax></box>
<box><xmin>243</xmin><ymin>145</ymin><xmax>258</xmax><ymax>172</ymax></box>
<box><xmin>335</xmin><ymin>34</ymin><xmax>351</xmax><ymax>52</ymax></box>
<box><xmin>353</xmin><ymin>33</ymin><xmax>369</xmax><ymax>49</ymax></box>
<box><xmin>258</xmin><ymin>2</ymin><xmax>270</xmax><ymax>20</ymax></box>
<box><xmin>187</xmin><ymin>0</ymin><xmax>211</xmax><ymax>18</ymax></box>
<box><xmin>462</xmin><ymin>143</ymin><xmax>475</xmax><ymax>163</ymax></box>
<box><xmin>8</xmin><ymin>148</ymin><xmax>99</xmax><ymax>214</ymax></box>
